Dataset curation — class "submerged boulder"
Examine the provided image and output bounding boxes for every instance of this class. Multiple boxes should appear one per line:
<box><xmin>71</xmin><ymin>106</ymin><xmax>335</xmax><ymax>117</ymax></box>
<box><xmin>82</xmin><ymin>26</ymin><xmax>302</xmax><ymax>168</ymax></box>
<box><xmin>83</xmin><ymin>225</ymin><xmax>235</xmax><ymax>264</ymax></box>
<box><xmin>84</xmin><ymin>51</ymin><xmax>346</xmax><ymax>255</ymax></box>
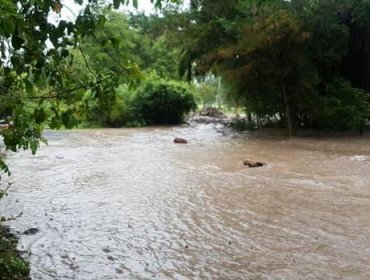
<box><xmin>243</xmin><ymin>160</ymin><xmax>266</xmax><ymax>168</ymax></box>
<box><xmin>174</xmin><ymin>137</ymin><xmax>188</xmax><ymax>144</ymax></box>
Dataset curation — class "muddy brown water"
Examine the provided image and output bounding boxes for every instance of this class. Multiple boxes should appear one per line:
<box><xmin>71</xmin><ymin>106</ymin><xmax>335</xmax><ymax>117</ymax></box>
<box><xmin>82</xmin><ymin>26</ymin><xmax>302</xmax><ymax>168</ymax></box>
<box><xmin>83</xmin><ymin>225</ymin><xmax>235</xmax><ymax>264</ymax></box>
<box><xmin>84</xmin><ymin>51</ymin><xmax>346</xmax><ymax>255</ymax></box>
<box><xmin>1</xmin><ymin>124</ymin><xmax>370</xmax><ymax>279</ymax></box>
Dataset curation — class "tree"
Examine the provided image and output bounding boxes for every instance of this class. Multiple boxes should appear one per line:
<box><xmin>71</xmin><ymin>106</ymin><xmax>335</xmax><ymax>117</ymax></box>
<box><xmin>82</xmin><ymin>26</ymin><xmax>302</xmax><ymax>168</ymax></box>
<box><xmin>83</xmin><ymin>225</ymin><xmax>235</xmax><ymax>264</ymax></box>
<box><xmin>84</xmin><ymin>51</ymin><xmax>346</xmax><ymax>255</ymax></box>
<box><xmin>0</xmin><ymin>0</ymin><xmax>178</xmax><ymax>174</ymax></box>
<box><xmin>173</xmin><ymin>0</ymin><xmax>314</xmax><ymax>135</ymax></box>
<box><xmin>67</xmin><ymin>10</ymin><xmax>187</xmax><ymax>126</ymax></box>
<box><xmin>291</xmin><ymin>0</ymin><xmax>370</xmax><ymax>131</ymax></box>
<box><xmin>218</xmin><ymin>3</ymin><xmax>315</xmax><ymax>135</ymax></box>
<box><xmin>197</xmin><ymin>82</ymin><xmax>217</xmax><ymax>108</ymax></box>
<box><xmin>67</xmin><ymin>11</ymin><xmax>141</xmax><ymax>126</ymax></box>
<box><xmin>164</xmin><ymin>0</ymin><xmax>370</xmax><ymax>135</ymax></box>
<box><xmin>128</xmin><ymin>13</ymin><xmax>183</xmax><ymax>79</ymax></box>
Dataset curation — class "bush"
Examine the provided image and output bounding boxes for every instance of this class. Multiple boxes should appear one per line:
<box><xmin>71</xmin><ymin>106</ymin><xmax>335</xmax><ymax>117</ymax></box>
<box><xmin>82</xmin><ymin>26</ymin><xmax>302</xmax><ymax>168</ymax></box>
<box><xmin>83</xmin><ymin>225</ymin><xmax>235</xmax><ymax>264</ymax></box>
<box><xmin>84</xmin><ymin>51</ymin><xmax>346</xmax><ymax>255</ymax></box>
<box><xmin>131</xmin><ymin>78</ymin><xmax>197</xmax><ymax>125</ymax></box>
<box><xmin>82</xmin><ymin>84</ymin><xmax>135</xmax><ymax>127</ymax></box>
<box><xmin>313</xmin><ymin>79</ymin><xmax>370</xmax><ymax>130</ymax></box>
<box><xmin>0</xmin><ymin>226</ymin><xmax>30</xmax><ymax>280</ymax></box>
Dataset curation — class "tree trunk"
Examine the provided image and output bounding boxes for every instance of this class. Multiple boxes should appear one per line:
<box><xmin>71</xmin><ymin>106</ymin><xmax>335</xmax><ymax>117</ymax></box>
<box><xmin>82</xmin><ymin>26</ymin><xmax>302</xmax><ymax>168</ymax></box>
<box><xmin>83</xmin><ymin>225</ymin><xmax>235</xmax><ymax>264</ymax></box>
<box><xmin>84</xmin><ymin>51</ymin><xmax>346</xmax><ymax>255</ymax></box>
<box><xmin>257</xmin><ymin>115</ymin><xmax>263</xmax><ymax>131</ymax></box>
<box><xmin>247</xmin><ymin>113</ymin><xmax>252</xmax><ymax>122</ymax></box>
<box><xmin>281</xmin><ymin>85</ymin><xmax>296</xmax><ymax>137</ymax></box>
<box><xmin>217</xmin><ymin>76</ymin><xmax>222</xmax><ymax>109</ymax></box>
<box><xmin>359</xmin><ymin>121</ymin><xmax>364</xmax><ymax>135</ymax></box>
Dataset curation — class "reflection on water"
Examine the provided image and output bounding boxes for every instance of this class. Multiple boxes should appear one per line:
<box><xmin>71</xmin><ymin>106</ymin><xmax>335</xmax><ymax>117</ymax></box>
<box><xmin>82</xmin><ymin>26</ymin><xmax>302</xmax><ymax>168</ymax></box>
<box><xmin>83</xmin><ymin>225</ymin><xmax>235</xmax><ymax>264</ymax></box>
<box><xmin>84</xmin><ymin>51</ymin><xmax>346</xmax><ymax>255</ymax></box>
<box><xmin>1</xmin><ymin>124</ymin><xmax>370</xmax><ymax>279</ymax></box>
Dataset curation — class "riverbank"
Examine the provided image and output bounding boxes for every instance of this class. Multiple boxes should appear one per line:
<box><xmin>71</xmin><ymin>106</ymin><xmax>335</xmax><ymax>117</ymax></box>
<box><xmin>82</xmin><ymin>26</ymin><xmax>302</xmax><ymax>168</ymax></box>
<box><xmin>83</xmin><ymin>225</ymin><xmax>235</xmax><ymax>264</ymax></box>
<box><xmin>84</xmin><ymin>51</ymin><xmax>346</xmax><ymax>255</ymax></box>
<box><xmin>0</xmin><ymin>225</ymin><xmax>30</xmax><ymax>280</ymax></box>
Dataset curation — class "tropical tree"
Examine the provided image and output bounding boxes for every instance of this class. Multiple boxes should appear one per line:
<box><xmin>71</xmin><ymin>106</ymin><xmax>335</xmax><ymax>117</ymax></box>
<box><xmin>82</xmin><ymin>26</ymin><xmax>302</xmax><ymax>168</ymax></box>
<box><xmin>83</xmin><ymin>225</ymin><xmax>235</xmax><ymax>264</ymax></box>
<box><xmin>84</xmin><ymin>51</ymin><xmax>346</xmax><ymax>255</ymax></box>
<box><xmin>128</xmin><ymin>13</ymin><xmax>183</xmax><ymax>79</ymax></box>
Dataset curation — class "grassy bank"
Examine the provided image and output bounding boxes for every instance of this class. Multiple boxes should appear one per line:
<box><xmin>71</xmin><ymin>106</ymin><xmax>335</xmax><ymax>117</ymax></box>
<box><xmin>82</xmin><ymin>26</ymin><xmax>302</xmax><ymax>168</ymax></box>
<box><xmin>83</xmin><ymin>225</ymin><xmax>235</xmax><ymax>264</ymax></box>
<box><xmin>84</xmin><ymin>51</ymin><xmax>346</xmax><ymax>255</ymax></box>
<box><xmin>0</xmin><ymin>225</ymin><xmax>30</xmax><ymax>280</ymax></box>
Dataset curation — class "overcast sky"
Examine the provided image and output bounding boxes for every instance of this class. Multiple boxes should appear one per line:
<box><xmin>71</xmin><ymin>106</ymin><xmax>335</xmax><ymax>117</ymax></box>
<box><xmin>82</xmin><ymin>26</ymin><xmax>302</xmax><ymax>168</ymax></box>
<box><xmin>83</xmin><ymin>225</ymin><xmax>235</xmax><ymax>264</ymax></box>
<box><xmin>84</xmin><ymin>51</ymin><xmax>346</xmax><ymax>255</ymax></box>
<box><xmin>54</xmin><ymin>0</ymin><xmax>157</xmax><ymax>22</ymax></box>
<box><xmin>49</xmin><ymin>0</ymin><xmax>189</xmax><ymax>26</ymax></box>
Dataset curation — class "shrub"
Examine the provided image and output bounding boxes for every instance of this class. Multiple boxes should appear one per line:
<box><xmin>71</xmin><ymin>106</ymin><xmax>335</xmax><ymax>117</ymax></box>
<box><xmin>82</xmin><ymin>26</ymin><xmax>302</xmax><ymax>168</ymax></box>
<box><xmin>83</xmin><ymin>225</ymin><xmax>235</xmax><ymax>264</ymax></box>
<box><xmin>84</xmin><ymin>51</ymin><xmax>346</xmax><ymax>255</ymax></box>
<box><xmin>0</xmin><ymin>226</ymin><xmax>30</xmax><ymax>280</ymax></box>
<box><xmin>131</xmin><ymin>78</ymin><xmax>197</xmax><ymax>125</ymax></box>
<box><xmin>313</xmin><ymin>79</ymin><xmax>370</xmax><ymax>130</ymax></box>
<box><xmin>82</xmin><ymin>84</ymin><xmax>135</xmax><ymax>127</ymax></box>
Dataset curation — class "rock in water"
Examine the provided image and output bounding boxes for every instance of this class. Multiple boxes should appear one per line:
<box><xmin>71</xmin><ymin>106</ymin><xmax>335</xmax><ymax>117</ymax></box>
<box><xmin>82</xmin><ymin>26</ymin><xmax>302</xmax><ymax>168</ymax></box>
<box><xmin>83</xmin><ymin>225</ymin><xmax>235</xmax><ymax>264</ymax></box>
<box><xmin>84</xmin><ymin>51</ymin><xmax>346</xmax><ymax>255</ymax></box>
<box><xmin>174</xmin><ymin>138</ymin><xmax>188</xmax><ymax>144</ymax></box>
<box><xmin>23</xmin><ymin>228</ymin><xmax>39</xmax><ymax>235</ymax></box>
<box><xmin>174</xmin><ymin>137</ymin><xmax>188</xmax><ymax>144</ymax></box>
<box><xmin>243</xmin><ymin>160</ymin><xmax>265</xmax><ymax>168</ymax></box>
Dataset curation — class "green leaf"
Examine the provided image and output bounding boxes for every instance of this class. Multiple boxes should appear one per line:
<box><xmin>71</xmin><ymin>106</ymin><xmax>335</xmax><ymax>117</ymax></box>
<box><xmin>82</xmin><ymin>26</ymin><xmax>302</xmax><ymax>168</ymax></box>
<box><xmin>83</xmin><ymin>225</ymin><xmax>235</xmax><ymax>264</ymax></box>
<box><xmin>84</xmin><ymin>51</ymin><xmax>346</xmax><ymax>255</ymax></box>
<box><xmin>97</xmin><ymin>15</ymin><xmax>106</xmax><ymax>28</ymax></box>
<box><xmin>33</xmin><ymin>108</ymin><xmax>47</xmax><ymax>124</ymax></box>
<box><xmin>49</xmin><ymin>116</ymin><xmax>62</xmax><ymax>129</ymax></box>
<box><xmin>133</xmin><ymin>0</ymin><xmax>138</xmax><ymax>9</ymax></box>
<box><xmin>3</xmin><ymin>19</ymin><xmax>16</xmax><ymax>35</ymax></box>
<box><xmin>25</xmin><ymin>79</ymin><xmax>35</xmax><ymax>95</ymax></box>
<box><xmin>11</xmin><ymin>31</ymin><xmax>24</xmax><ymax>50</ymax></box>
<box><xmin>61</xmin><ymin>110</ymin><xmax>78</xmax><ymax>129</ymax></box>
<box><xmin>153</xmin><ymin>0</ymin><xmax>162</xmax><ymax>9</ymax></box>
<box><xmin>30</xmin><ymin>141</ymin><xmax>38</xmax><ymax>155</ymax></box>
<box><xmin>61</xmin><ymin>49</ymin><xmax>69</xmax><ymax>58</ymax></box>
<box><xmin>109</xmin><ymin>37</ymin><xmax>120</xmax><ymax>48</ymax></box>
<box><xmin>113</xmin><ymin>0</ymin><xmax>121</xmax><ymax>9</ymax></box>
<box><xmin>35</xmin><ymin>0</ymin><xmax>43</xmax><ymax>6</ymax></box>
<box><xmin>0</xmin><ymin>158</ymin><xmax>11</xmax><ymax>176</ymax></box>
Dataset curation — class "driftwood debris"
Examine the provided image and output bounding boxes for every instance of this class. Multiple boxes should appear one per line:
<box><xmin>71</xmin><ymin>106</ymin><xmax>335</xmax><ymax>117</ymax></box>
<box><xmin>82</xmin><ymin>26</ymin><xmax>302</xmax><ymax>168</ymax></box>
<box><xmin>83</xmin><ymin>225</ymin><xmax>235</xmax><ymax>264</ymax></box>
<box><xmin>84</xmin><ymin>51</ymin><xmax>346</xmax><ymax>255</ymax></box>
<box><xmin>243</xmin><ymin>160</ymin><xmax>266</xmax><ymax>168</ymax></box>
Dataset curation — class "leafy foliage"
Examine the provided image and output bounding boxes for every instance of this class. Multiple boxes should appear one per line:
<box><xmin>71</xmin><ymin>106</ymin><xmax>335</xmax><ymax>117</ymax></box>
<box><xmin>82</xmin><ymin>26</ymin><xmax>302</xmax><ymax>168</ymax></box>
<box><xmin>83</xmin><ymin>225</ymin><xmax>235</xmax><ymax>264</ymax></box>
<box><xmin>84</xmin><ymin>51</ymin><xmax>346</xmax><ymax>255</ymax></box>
<box><xmin>128</xmin><ymin>13</ymin><xmax>183</xmax><ymax>79</ymax></box>
<box><xmin>196</xmin><ymin>82</ymin><xmax>217</xmax><ymax>108</ymax></box>
<box><xmin>82</xmin><ymin>84</ymin><xmax>134</xmax><ymax>127</ymax></box>
<box><xmin>312</xmin><ymin>79</ymin><xmax>370</xmax><ymax>131</ymax></box>
<box><xmin>0</xmin><ymin>226</ymin><xmax>30</xmax><ymax>280</ymax></box>
<box><xmin>131</xmin><ymin>76</ymin><xmax>196</xmax><ymax>125</ymax></box>
<box><xmin>69</xmin><ymin>10</ymin><xmax>187</xmax><ymax>127</ymax></box>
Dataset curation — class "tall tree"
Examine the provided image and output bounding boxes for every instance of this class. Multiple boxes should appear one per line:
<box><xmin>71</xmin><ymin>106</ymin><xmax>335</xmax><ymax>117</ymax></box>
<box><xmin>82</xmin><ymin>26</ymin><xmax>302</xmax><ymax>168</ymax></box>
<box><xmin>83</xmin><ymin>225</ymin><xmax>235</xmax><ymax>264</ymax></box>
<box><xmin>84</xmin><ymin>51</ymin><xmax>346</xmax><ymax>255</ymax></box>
<box><xmin>167</xmin><ymin>0</ymin><xmax>370</xmax><ymax>135</ymax></box>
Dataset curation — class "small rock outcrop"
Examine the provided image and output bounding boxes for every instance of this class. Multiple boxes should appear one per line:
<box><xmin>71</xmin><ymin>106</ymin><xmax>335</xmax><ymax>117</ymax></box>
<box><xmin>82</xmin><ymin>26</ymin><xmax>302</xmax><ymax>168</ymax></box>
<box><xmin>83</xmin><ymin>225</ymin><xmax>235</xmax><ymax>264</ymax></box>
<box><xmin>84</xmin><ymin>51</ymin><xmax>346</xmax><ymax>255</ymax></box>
<box><xmin>189</xmin><ymin>107</ymin><xmax>230</xmax><ymax>124</ymax></box>
<box><xmin>174</xmin><ymin>138</ymin><xmax>188</xmax><ymax>144</ymax></box>
<box><xmin>243</xmin><ymin>160</ymin><xmax>266</xmax><ymax>168</ymax></box>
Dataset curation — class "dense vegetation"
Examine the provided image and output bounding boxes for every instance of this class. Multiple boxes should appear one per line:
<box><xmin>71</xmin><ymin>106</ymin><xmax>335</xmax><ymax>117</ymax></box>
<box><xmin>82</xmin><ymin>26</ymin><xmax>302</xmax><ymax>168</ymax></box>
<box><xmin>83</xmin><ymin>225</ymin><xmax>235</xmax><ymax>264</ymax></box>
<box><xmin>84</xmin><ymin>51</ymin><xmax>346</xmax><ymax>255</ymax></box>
<box><xmin>131</xmin><ymin>78</ymin><xmax>196</xmax><ymax>125</ymax></box>
<box><xmin>167</xmin><ymin>0</ymin><xmax>370</xmax><ymax>135</ymax></box>
<box><xmin>0</xmin><ymin>183</ymin><xmax>29</xmax><ymax>279</ymax></box>
<box><xmin>0</xmin><ymin>226</ymin><xmax>30</xmax><ymax>280</ymax></box>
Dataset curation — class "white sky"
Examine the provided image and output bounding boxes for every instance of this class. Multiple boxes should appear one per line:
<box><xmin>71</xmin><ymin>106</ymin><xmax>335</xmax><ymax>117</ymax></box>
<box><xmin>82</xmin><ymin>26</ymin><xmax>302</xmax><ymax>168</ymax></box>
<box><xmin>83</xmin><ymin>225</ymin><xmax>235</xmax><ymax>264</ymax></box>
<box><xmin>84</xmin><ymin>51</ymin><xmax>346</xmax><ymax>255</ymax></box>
<box><xmin>49</xmin><ymin>0</ymin><xmax>189</xmax><ymax>23</ymax></box>
<box><xmin>55</xmin><ymin>0</ymin><xmax>158</xmax><ymax>22</ymax></box>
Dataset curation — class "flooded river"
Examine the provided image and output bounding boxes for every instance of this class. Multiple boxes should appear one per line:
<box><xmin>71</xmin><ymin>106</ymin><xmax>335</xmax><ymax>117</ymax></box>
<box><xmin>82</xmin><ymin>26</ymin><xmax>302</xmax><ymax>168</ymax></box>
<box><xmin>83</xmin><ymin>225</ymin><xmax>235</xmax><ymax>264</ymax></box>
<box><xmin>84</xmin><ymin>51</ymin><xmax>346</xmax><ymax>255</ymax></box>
<box><xmin>1</xmin><ymin>124</ymin><xmax>370</xmax><ymax>279</ymax></box>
